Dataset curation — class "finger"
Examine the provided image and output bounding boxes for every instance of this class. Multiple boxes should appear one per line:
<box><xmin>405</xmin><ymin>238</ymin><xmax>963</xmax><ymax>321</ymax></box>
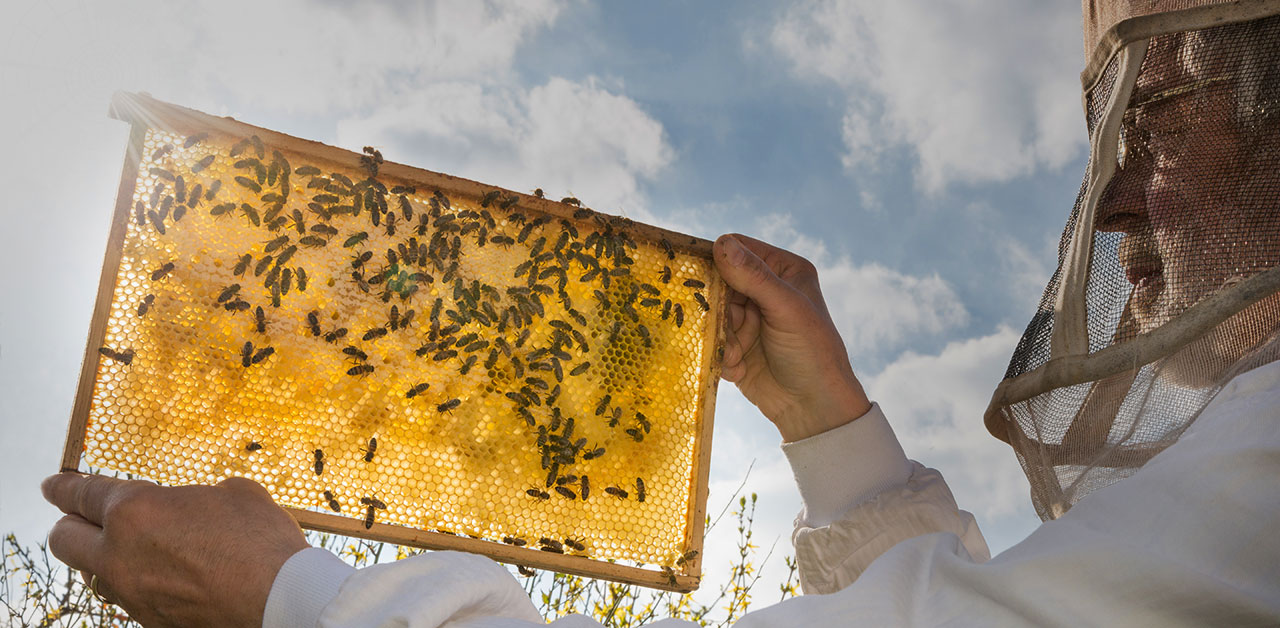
<box><xmin>713</xmin><ymin>235</ymin><xmax>805</xmax><ymax>320</ymax></box>
<box><xmin>728</xmin><ymin>233</ymin><xmax>827</xmax><ymax>309</ymax></box>
<box><xmin>47</xmin><ymin>513</ymin><xmax>106</xmax><ymax>574</ymax></box>
<box><xmin>216</xmin><ymin>475</ymin><xmax>270</xmax><ymax>497</ymax></box>
<box><xmin>720</xmin><ymin>302</ymin><xmax>762</xmax><ymax>383</ymax></box>
<box><xmin>42</xmin><ymin>473</ymin><xmax>133</xmax><ymax>526</ymax></box>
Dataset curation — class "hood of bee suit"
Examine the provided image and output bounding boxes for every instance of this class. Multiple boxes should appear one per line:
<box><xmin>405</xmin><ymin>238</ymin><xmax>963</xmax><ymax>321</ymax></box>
<box><xmin>985</xmin><ymin>0</ymin><xmax>1280</xmax><ymax>520</ymax></box>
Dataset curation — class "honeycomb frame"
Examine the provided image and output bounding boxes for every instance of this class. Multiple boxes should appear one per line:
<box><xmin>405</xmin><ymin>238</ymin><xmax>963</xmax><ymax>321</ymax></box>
<box><xmin>62</xmin><ymin>92</ymin><xmax>726</xmax><ymax>592</ymax></box>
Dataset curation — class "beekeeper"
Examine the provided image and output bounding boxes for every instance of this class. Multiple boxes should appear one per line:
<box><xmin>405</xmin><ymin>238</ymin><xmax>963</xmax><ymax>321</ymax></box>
<box><xmin>41</xmin><ymin>0</ymin><xmax>1280</xmax><ymax>625</ymax></box>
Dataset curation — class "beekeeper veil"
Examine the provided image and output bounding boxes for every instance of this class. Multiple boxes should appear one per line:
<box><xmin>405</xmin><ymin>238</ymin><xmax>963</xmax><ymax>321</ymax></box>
<box><xmin>985</xmin><ymin>0</ymin><xmax>1280</xmax><ymax>520</ymax></box>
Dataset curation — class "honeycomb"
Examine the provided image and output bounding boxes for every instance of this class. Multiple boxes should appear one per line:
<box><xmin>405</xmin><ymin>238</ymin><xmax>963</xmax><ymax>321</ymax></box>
<box><xmin>70</xmin><ymin>96</ymin><xmax>722</xmax><ymax>589</ymax></box>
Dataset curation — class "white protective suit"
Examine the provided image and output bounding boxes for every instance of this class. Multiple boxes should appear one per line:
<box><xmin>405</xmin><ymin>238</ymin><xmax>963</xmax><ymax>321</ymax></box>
<box><xmin>262</xmin><ymin>358</ymin><xmax>1280</xmax><ymax>626</ymax></box>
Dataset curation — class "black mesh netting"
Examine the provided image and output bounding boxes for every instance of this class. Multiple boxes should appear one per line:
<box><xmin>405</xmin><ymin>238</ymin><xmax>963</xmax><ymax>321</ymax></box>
<box><xmin>993</xmin><ymin>16</ymin><xmax>1280</xmax><ymax>520</ymax></box>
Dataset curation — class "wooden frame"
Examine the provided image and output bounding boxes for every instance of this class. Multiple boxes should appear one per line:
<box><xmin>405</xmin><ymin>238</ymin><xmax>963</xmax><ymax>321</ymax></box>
<box><xmin>61</xmin><ymin>92</ymin><xmax>726</xmax><ymax>592</ymax></box>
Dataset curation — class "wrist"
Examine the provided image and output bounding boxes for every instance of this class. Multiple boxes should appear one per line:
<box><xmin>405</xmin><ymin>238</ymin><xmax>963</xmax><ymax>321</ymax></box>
<box><xmin>776</xmin><ymin>376</ymin><xmax>872</xmax><ymax>442</ymax></box>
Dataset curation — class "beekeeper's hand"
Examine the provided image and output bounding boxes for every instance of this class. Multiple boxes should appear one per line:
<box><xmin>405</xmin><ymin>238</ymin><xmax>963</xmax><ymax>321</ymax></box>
<box><xmin>713</xmin><ymin>234</ymin><xmax>872</xmax><ymax>442</ymax></box>
<box><xmin>42</xmin><ymin>472</ymin><xmax>308</xmax><ymax>627</ymax></box>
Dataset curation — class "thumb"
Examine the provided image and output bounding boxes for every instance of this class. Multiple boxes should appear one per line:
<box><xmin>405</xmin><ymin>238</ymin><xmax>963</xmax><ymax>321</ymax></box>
<box><xmin>714</xmin><ymin>235</ymin><xmax>802</xmax><ymax>317</ymax></box>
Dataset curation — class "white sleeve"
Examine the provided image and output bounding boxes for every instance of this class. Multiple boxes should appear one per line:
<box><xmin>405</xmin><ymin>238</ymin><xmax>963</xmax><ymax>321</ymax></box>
<box><xmin>781</xmin><ymin>402</ymin><xmax>989</xmax><ymax>593</ymax></box>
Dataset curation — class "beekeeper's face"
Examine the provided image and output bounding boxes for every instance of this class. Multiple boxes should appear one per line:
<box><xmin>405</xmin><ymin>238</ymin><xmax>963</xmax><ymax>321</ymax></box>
<box><xmin>1097</xmin><ymin>35</ymin><xmax>1280</xmax><ymax>340</ymax></box>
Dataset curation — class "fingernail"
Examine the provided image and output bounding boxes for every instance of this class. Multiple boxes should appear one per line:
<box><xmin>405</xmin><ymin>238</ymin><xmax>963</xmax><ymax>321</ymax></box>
<box><xmin>721</xmin><ymin>237</ymin><xmax>746</xmax><ymax>267</ymax></box>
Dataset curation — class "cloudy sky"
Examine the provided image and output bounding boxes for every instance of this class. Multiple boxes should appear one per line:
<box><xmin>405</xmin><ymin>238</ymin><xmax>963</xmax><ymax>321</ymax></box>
<box><xmin>0</xmin><ymin>0</ymin><xmax>1087</xmax><ymax>605</ymax></box>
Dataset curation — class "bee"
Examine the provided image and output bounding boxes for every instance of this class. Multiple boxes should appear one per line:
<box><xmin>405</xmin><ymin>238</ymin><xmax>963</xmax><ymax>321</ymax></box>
<box><xmin>295</xmin><ymin>165</ymin><xmax>321</xmax><ymax>176</ymax></box>
<box><xmin>250</xmin><ymin>346</ymin><xmax>274</xmax><ymax>365</ymax></box>
<box><xmin>499</xmin><ymin>194</ymin><xmax>520</xmax><ymax>210</ymax></box>
<box><xmin>183</xmin><ymin>132</ymin><xmax>208</xmax><ymax>148</ymax></box>
<box><xmin>264</xmin><ymin>235</ymin><xmax>289</xmax><ymax>253</ymax></box>
<box><xmin>246</xmin><ymin>442</ymin><xmax>263</xmax><ymax>452</ymax></box>
<box><xmin>433</xmin><ymin>349</ymin><xmax>457</xmax><ymax>362</ymax></box>
<box><xmin>676</xmin><ymin>550</ymin><xmax>699</xmax><ymax>567</ymax></box>
<box><xmin>235</xmin><ymin>176</ymin><xmax>262</xmax><ymax>193</ymax></box>
<box><xmin>192</xmin><ymin>154</ymin><xmax>216</xmax><ymax>173</ymax></box>
<box><xmin>137</xmin><ymin>294</ymin><xmax>155</xmax><ymax>317</ymax></box>
<box><xmin>532</xmin><ymin>188</ymin><xmax>544</xmax><ymax>198</ymax></box>
<box><xmin>582</xmin><ymin>446</ymin><xmax>605</xmax><ymax>460</ymax></box>
<box><xmin>580</xmin><ymin>476</ymin><xmax>589</xmax><ymax>500</ymax></box>
<box><xmin>347</xmin><ymin>364</ymin><xmax>375</xmax><ymax>377</ymax></box>
<box><xmin>406</xmin><ymin>382</ymin><xmax>430</xmax><ymax>398</ymax></box>
<box><xmin>150</xmin><ymin>143</ymin><xmax>173</xmax><ymax>161</ymax></box>
<box><xmin>364</xmin><ymin>505</ymin><xmax>377</xmax><ymax>529</ymax></box>
<box><xmin>564</xmin><ymin>537</ymin><xmax>586</xmax><ymax>552</ymax></box>
<box><xmin>97</xmin><ymin>347</ymin><xmax>135</xmax><ymax>365</ymax></box>
<box><xmin>363</xmin><ymin>327</ymin><xmax>388</xmax><ymax>341</ymax></box>
<box><xmin>323</xmin><ymin>327</ymin><xmax>348</xmax><ymax>343</ymax></box>
<box><xmin>560</xmin><ymin>197</ymin><xmax>581</xmax><ymax>206</ymax></box>
<box><xmin>150</xmin><ymin>262</ymin><xmax>175</xmax><ymax>281</ymax></box>
<box><xmin>206</xmin><ymin>179</ymin><xmax>222</xmax><ymax>200</ymax></box>
<box><xmin>299</xmin><ymin>235</ymin><xmax>327</xmax><ymax>248</ymax></box>
<box><xmin>660</xmin><ymin>238</ymin><xmax>675</xmax><ymax>260</ymax></box>
<box><xmin>352</xmin><ymin>251</ymin><xmax>373</xmax><ymax>269</ymax></box>
<box><xmin>694</xmin><ymin>293</ymin><xmax>710</xmax><ymax>312</ymax></box>
<box><xmin>674</xmin><ymin>303</ymin><xmax>684</xmax><ymax>327</ymax></box>
<box><xmin>500</xmin><ymin>536</ymin><xmax>528</xmax><ymax>548</ymax></box>
<box><xmin>240</xmin><ymin>341</ymin><xmax>254</xmax><ymax>367</ymax></box>
<box><xmin>683</xmin><ymin>279</ymin><xmax>706</xmax><ymax>289</ymax></box>
<box><xmin>254</xmin><ymin>255</ymin><xmax>275</xmax><ymax>276</ymax></box>
<box><xmin>232</xmin><ymin>254</ymin><xmax>252</xmax><ymax>276</ymax></box>
<box><xmin>296</xmin><ymin>268</ymin><xmax>309</xmax><ymax>292</ymax></box>
<box><xmin>479</xmin><ymin>190</ymin><xmax>502</xmax><ymax>207</ymax></box>
<box><xmin>538</xmin><ymin>538</ymin><xmax>564</xmax><ymax>553</ymax></box>
<box><xmin>636</xmin><ymin>477</ymin><xmax>646</xmax><ymax>502</ymax></box>
<box><xmin>306</xmin><ymin>311</ymin><xmax>322</xmax><ymax>336</ymax></box>
<box><xmin>490</xmin><ymin>235</ymin><xmax>515</xmax><ymax>246</ymax></box>
<box><xmin>459</xmin><ymin>355</ymin><xmax>478</xmax><ymax>375</ymax></box>
<box><xmin>525</xmin><ymin>487</ymin><xmax>550</xmax><ymax>500</ymax></box>
<box><xmin>343</xmin><ymin>232</ymin><xmax>369</xmax><ymax>248</ymax></box>
<box><xmin>517</xmin><ymin>565</ymin><xmax>537</xmax><ymax>577</ymax></box>
<box><xmin>605</xmin><ymin>486</ymin><xmax>628</xmax><ymax>499</ymax></box>
<box><xmin>313</xmin><ymin>449</ymin><xmax>324</xmax><ymax>475</ymax></box>
<box><xmin>572</xmin><ymin>208</ymin><xmax>592</xmax><ymax>219</ymax></box>
<box><xmin>362</xmin><ymin>437</ymin><xmax>378</xmax><ymax>462</ymax></box>
<box><xmin>358</xmin><ymin>497</ymin><xmax>388</xmax><ymax>512</ymax></box>
<box><xmin>661</xmin><ymin>566</ymin><xmax>678</xmax><ymax>587</ymax></box>
<box><xmin>216</xmin><ymin>284</ymin><xmax>241</xmax><ymax>305</ymax></box>
<box><xmin>554</xmin><ymin>485</ymin><xmax>577</xmax><ymax>500</ymax></box>
<box><xmin>437</xmin><ymin>398</ymin><xmax>461</xmax><ymax>413</ymax></box>
<box><xmin>323</xmin><ymin>490</ymin><xmax>341</xmax><ymax>513</ymax></box>
<box><xmin>254</xmin><ymin>306</ymin><xmax>267</xmax><ymax>333</ymax></box>
<box><xmin>626</xmin><ymin>427</ymin><xmax>644</xmax><ymax>442</ymax></box>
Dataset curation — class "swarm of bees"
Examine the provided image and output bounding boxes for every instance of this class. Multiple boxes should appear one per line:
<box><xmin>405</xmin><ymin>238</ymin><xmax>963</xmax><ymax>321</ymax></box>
<box><xmin>95</xmin><ymin>125</ymin><xmax>715</xmax><ymax>575</ymax></box>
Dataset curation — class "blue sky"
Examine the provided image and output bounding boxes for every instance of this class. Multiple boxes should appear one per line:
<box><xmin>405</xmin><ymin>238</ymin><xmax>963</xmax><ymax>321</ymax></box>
<box><xmin>1</xmin><ymin>0</ymin><xmax>1088</xmax><ymax>601</ymax></box>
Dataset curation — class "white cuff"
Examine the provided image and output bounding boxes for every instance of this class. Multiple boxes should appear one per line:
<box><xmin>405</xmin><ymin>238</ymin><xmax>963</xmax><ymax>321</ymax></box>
<box><xmin>263</xmin><ymin>547</ymin><xmax>355</xmax><ymax>628</ymax></box>
<box><xmin>781</xmin><ymin>402</ymin><xmax>913</xmax><ymax>528</ymax></box>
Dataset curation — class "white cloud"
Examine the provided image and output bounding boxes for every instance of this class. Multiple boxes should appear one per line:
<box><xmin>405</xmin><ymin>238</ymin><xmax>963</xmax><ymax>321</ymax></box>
<box><xmin>865</xmin><ymin>326</ymin><xmax>1033</xmax><ymax>521</ymax></box>
<box><xmin>770</xmin><ymin>0</ymin><xmax>1084</xmax><ymax>193</ymax></box>
<box><xmin>335</xmin><ymin>76</ymin><xmax>674</xmax><ymax>214</ymax></box>
<box><xmin>2</xmin><ymin>1</ymin><xmax>565</xmax><ymax>117</ymax></box>
<box><xmin>756</xmin><ymin>214</ymin><xmax>969</xmax><ymax>359</ymax></box>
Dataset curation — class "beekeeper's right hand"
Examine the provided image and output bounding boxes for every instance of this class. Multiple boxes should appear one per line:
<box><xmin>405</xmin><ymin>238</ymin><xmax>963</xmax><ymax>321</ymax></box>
<box><xmin>713</xmin><ymin>234</ymin><xmax>873</xmax><ymax>442</ymax></box>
